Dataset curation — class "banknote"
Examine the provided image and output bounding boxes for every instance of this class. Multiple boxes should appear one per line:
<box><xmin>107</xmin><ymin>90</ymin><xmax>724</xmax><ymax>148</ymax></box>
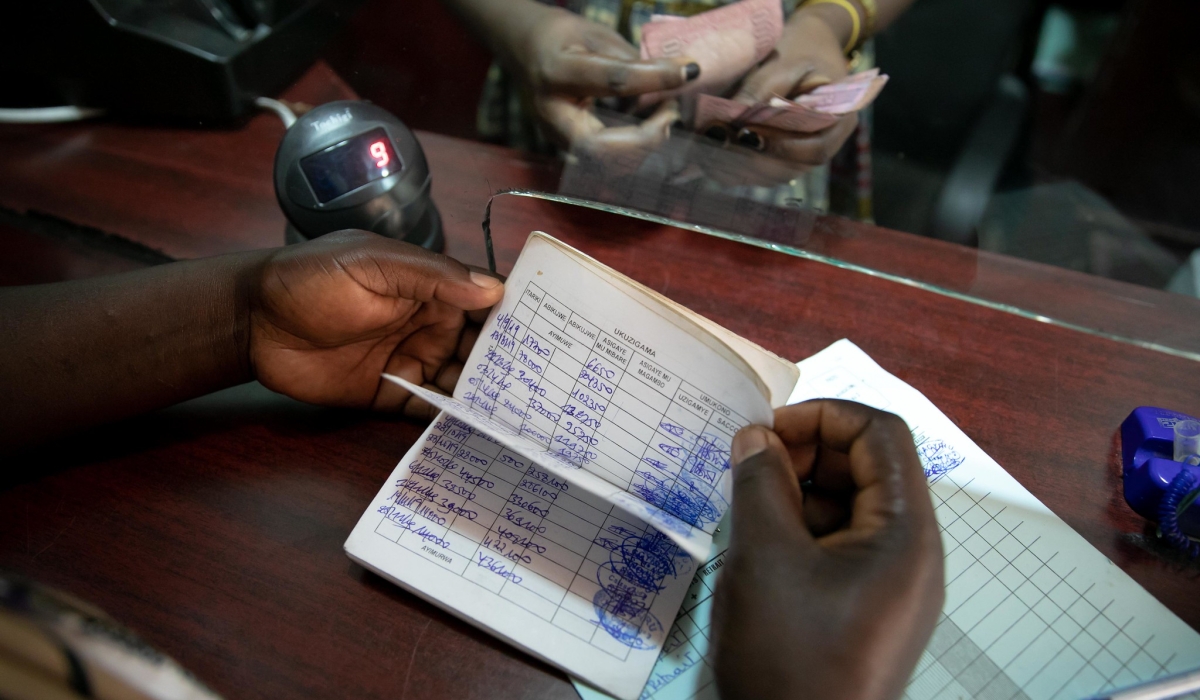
<box><xmin>794</xmin><ymin>70</ymin><xmax>888</xmax><ymax>113</ymax></box>
<box><xmin>694</xmin><ymin>71</ymin><xmax>888</xmax><ymax>135</ymax></box>
<box><xmin>638</xmin><ymin>0</ymin><xmax>783</xmax><ymax>105</ymax></box>
<box><xmin>696</xmin><ymin>94</ymin><xmax>842</xmax><ymax>133</ymax></box>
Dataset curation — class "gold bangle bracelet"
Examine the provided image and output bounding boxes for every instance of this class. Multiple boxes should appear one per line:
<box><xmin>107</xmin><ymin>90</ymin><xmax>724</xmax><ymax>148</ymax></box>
<box><xmin>801</xmin><ymin>0</ymin><xmax>862</xmax><ymax>54</ymax></box>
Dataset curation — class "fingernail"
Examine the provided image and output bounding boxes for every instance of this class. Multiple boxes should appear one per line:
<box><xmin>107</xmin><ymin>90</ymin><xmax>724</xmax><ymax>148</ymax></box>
<box><xmin>736</xmin><ymin>128</ymin><xmax>764</xmax><ymax>151</ymax></box>
<box><xmin>732</xmin><ymin>426</ymin><xmax>770</xmax><ymax>464</ymax></box>
<box><xmin>704</xmin><ymin>125</ymin><xmax>728</xmax><ymax>143</ymax></box>
<box><xmin>683</xmin><ymin>62</ymin><xmax>701</xmax><ymax>81</ymax></box>
<box><xmin>469</xmin><ymin>271</ymin><xmax>502</xmax><ymax>289</ymax></box>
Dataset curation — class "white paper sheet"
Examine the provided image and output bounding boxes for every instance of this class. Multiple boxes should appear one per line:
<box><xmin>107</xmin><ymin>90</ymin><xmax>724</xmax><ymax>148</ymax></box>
<box><xmin>574</xmin><ymin>339</ymin><xmax>1200</xmax><ymax>700</ymax></box>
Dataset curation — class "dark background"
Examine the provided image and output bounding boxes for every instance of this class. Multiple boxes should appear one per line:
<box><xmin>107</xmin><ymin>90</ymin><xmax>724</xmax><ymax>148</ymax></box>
<box><xmin>322</xmin><ymin>0</ymin><xmax>1200</xmax><ymax>290</ymax></box>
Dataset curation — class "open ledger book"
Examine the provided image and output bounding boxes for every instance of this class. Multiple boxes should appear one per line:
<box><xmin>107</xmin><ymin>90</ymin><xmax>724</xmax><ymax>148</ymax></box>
<box><xmin>344</xmin><ymin>232</ymin><xmax>799</xmax><ymax>699</ymax></box>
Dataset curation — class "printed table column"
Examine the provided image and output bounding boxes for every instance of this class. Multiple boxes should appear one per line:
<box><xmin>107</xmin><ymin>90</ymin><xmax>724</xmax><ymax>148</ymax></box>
<box><xmin>596</xmin><ymin>350</ymin><xmax>678</xmax><ymax>496</ymax></box>
<box><xmin>460</xmin><ymin>435</ymin><xmax>565</xmax><ymax>601</ymax></box>
<box><xmin>611</xmin><ymin>353</ymin><xmax>689</xmax><ymax>518</ymax></box>
<box><xmin>656</xmin><ymin>382</ymin><xmax>738</xmax><ymax>530</ymax></box>
<box><xmin>525</xmin><ymin>290</ymin><xmax>591</xmax><ymax>458</ymax></box>
<box><xmin>506</xmin><ymin>459</ymin><xmax>601</xmax><ymax>621</ymax></box>
<box><xmin>545</xmin><ymin>323</ymin><xmax>625</xmax><ymax>472</ymax></box>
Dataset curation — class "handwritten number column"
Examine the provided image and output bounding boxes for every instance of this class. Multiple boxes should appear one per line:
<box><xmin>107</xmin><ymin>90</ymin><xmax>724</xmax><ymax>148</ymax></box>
<box><xmin>438</xmin><ymin>423</ymin><xmax>505</xmax><ymax>571</ymax></box>
<box><xmin>555</xmin><ymin>325</ymin><xmax>625</xmax><ymax>470</ymax></box>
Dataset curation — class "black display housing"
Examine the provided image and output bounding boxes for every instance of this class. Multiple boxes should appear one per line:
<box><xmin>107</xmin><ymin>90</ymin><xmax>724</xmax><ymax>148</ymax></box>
<box><xmin>275</xmin><ymin>101</ymin><xmax>442</xmax><ymax>251</ymax></box>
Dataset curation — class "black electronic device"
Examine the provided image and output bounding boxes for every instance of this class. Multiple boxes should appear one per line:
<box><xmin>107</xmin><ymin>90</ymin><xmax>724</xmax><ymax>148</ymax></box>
<box><xmin>2</xmin><ymin>0</ymin><xmax>363</xmax><ymax>123</ymax></box>
<box><xmin>274</xmin><ymin>101</ymin><xmax>443</xmax><ymax>250</ymax></box>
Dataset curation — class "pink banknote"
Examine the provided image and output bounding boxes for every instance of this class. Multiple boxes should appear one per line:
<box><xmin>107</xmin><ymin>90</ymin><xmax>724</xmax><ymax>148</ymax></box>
<box><xmin>696</xmin><ymin>94</ymin><xmax>841</xmax><ymax>134</ymax></box>
<box><xmin>638</xmin><ymin>0</ymin><xmax>783</xmax><ymax>105</ymax></box>
<box><xmin>794</xmin><ymin>70</ymin><xmax>888</xmax><ymax>113</ymax></box>
<box><xmin>694</xmin><ymin>70</ymin><xmax>888</xmax><ymax>135</ymax></box>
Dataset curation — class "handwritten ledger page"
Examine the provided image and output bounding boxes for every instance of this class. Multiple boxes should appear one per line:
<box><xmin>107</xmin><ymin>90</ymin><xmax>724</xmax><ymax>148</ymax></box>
<box><xmin>574</xmin><ymin>340</ymin><xmax>1200</xmax><ymax>700</ymax></box>
<box><xmin>345</xmin><ymin>232</ymin><xmax>797</xmax><ymax>699</ymax></box>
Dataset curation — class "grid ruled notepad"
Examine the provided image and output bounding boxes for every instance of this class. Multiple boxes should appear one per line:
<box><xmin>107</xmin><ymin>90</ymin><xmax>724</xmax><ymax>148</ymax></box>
<box><xmin>574</xmin><ymin>340</ymin><xmax>1200</xmax><ymax>700</ymax></box>
<box><xmin>345</xmin><ymin>232</ymin><xmax>799</xmax><ymax>700</ymax></box>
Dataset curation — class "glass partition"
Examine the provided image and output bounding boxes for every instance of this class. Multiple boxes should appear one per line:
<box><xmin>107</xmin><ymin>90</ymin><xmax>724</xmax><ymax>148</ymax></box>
<box><xmin>328</xmin><ymin>0</ymin><xmax>1200</xmax><ymax>361</ymax></box>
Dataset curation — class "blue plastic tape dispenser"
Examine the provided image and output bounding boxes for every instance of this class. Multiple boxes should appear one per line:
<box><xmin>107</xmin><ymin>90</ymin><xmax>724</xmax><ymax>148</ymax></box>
<box><xmin>1120</xmin><ymin>407</ymin><xmax>1200</xmax><ymax>556</ymax></box>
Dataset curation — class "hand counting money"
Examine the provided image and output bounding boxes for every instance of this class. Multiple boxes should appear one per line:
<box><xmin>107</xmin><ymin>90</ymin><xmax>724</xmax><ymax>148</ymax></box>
<box><xmin>636</xmin><ymin>0</ymin><xmax>888</xmax><ymax>137</ymax></box>
<box><xmin>696</xmin><ymin>69</ymin><xmax>890</xmax><ymax>136</ymax></box>
<box><xmin>637</xmin><ymin>0</ymin><xmax>783</xmax><ymax>107</ymax></box>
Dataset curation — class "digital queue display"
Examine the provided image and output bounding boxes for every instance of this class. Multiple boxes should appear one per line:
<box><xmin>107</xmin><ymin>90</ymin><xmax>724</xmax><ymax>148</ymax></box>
<box><xmin>299</xmin><ymin>127</ymin><xmax>402</xmax><ymax>203</ymax></box>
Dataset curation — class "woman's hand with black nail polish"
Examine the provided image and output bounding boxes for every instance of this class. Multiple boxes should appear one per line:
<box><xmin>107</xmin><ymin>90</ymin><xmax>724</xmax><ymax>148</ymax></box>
<box><xmin>722</xmin><ymin>5</ymin><xmax>859</xmax><ymax>176</ymax></box>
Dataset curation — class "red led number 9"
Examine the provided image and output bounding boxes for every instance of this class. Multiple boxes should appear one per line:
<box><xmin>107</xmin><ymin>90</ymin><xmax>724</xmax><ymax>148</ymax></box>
<box><xmin>369</xmin><ymin>141</ymin><xmax>389</xmax><ymax>169</ymax></box>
